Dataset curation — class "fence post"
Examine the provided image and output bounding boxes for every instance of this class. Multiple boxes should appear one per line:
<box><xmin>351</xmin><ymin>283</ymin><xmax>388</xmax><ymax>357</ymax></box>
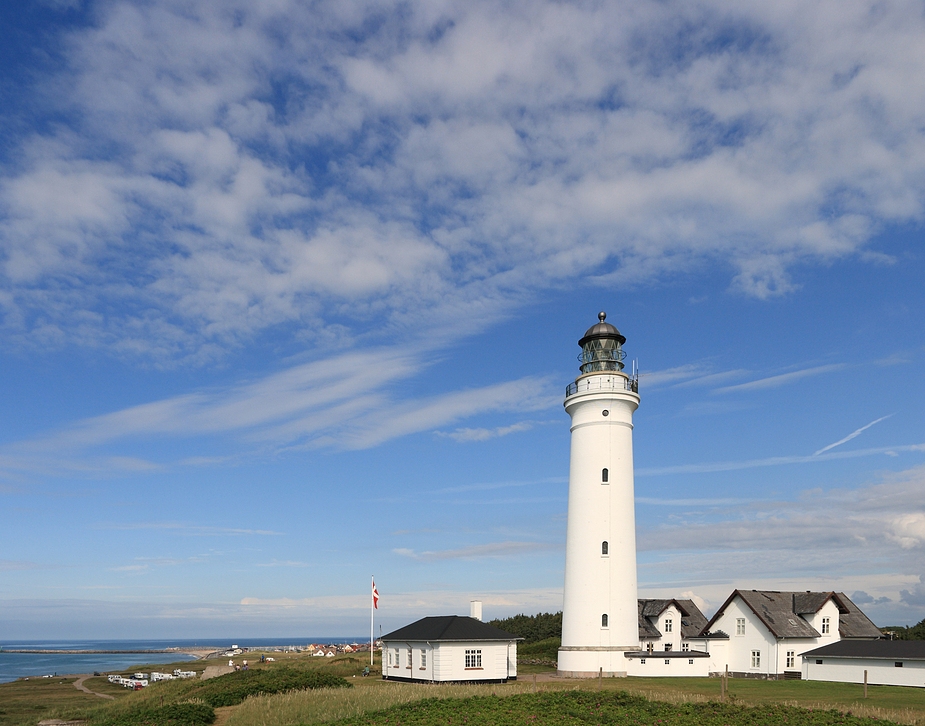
<box><xmin>864</xmin><ymin>669</ymin><xmax>868</xmax><ymax>699</ymax></box>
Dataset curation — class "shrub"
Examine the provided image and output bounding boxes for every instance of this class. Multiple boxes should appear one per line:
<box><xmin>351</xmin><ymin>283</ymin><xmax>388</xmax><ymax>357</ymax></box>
<box><xmin>185</xmin><ymin>667</ymin><xmax>351</xmax><ymax>707</ymax></box>
<box><xmin>92</xmin><ymin>702</ymin><xmax>215</xmax><ymax>726</ymax></box>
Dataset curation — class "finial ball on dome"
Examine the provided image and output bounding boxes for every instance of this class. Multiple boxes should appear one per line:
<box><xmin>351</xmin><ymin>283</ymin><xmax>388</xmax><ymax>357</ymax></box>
<box><xmin>598</xmin><ymin>311</ymin><xmax>606</xmax><ymax>322</ymax></box>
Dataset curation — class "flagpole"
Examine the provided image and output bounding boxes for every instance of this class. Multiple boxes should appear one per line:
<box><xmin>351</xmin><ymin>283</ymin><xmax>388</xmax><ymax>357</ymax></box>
<box><xmin>369</xmin><ymin>575</ymin><xmax>376</xmax><ymax>667</ymax></box>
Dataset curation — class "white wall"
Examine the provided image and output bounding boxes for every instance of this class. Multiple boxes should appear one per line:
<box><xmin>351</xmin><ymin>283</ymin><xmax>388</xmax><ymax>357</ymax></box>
<box><xmin>708</xmin><ymin>597</ymin><xmax>777</xmax><ymax>675</ymax></box>
<box><xmin>626</xmin><ymin>655</ymin><xmax>711</xmax><ymax>678</ymax></box>
<box><xmin>560</xmin><ymin>373</ymin><xmax>640</xmax><ymax>677</ymax></box>
<box><xmin>804</xmin><ymin>657</ymin><xmax>925</xmax><ymax>688</ymax></box>
<box><xmin>382</xmin><ymin>640</ymin><xmax>515</xmax><ymax>682</ymax></box>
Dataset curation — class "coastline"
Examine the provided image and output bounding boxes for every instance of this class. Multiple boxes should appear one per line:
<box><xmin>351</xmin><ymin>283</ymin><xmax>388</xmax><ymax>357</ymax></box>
<box><xmin>2</xmin><ymin>649</ymin><xmax>214</xmax><ymax>657</ymax></box>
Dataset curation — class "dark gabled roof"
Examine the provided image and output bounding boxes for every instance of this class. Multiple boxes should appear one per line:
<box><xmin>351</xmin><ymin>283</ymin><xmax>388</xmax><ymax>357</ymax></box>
<box><xmin>803</xmin><ymin>640</ymin><xmax>925</xmax><ymax>660</ymax></box>
<box><xmin>701</xmin><ymin>590</ymin><xmax>881</xmax><ymax>640</ymax></box>
<box><xmin>638</xmin><ymin>599</ymin><xmax>708</xmax><ymax>640</ymax></box>
<box><xmin>835</xmin><ymin>592</ymin><xmax>883</xmax><ymax>639</ymax></box>
<box><xmin>381</xmin><ymin>616</ymin><xmax>519</xmax><ymax>642</ymax></box>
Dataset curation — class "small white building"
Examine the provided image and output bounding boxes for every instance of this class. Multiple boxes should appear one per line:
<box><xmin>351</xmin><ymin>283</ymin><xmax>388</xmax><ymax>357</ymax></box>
<box><xmin>625</xmin><ymin>599</ymin><xmax>712</xmax><ymax>677</ymax></box>
<box><xmin>694</xmin><ymin>590</ymin><xmax>881</xmax><ymax>679</ymax></box>
<box><xmin>802</xmin><ymin>640</ymin><xmax>925</xmax><ymax>687</ymax></box>
<box><xmin>381</xmin><ymin>615</ymin><xmax>519</xmax><ymax>683</ymax></box>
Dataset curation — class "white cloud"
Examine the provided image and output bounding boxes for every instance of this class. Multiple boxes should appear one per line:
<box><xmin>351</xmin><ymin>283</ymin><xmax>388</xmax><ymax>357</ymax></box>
<box><xmin>436</xmin><ymin>420</ymin><xmax>539</xmax><ymax>443</ymax></box>
<box><xmin>714</xmin><ymin>363</ymin><xmax>848</xmax><ymax>394</ymax></box>
<box><xmin>635</xmin><ymin>467</ymin><xmax>925</xmax><ymax>603</ymax></box>
<box><xmin>813</xmin><ymin>414</ymin><xmax>893</xmax><ymax>456</ymax></box>
<box><xmin>3</xmin><ymin>1</ymin><xmax>925</xmax><ymax>361</ymax></box>
<box><xmin>393</xmin><ymin>540</ymin><xmax>559</xmax><ymax>562</ymax></box>
<box><xmin>0</xmin><ymin>345</ymin><xmax>558</xmax><ymax>474</ymax></box>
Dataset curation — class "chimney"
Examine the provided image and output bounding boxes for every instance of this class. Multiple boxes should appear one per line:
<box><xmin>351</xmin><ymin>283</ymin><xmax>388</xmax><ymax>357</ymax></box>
<box><xmin>470</xmin><ymin>600</ymin><xmax>483</xmax><ymax>621</ymax></box>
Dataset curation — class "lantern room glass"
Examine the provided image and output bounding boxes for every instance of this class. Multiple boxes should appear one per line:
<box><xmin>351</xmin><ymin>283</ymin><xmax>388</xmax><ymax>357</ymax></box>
<box><xmin>580</xmin><ymin>337</ymin><xmax>625</xmax><ymax>373</ymax></box>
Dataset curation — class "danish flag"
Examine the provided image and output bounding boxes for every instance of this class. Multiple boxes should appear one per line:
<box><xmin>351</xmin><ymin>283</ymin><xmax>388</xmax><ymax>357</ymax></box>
<box><xmin>372</xmin><ymin>579</ymin><xmax>379</xmax><ymax>609</ymax></box>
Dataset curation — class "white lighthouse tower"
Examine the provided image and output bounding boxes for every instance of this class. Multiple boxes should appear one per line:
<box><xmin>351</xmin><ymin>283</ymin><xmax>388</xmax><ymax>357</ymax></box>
<box><xmin>558</xmin><ymin>312</ymin><xmax>640</xmax><ymax>678</ymax></box>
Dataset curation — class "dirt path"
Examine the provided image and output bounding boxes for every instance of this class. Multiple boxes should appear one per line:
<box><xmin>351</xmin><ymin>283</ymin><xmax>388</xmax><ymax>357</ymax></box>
<box><xmin>72</xmin><ymin>674</ymin><xmax>116</xmax><ymax>700</ymax></box>
<box><xmin>212</xmin><ymin>705</ymin><xmax>237</xmax><ymax>726</ymax></box>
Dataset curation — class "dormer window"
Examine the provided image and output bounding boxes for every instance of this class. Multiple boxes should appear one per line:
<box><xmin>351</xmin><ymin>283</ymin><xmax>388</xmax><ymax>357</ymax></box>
<box><xmin>821</xmin><ymin>616</ymin><xmax>830</xmax><ymax>634</ymax></box>
<box><xmin>664</xmin><ymin>618</ymin><xmax>673</xmax><ymax>633</ymax></box>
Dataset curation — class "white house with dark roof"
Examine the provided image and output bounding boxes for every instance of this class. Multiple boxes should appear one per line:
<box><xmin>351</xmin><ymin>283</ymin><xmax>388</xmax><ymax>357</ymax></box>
<box><xmin>381</xmin><ymin>615</ymin><xmax>520</xmax><ymax>683</ymax></box>
<box><xmin>624</xmin><ymin>598</ymin><xmax>712</xmax><ymax>677</ymax></box>
<box><xmin>691</xmin><ymin>590</ymin><xmax>882</xmax><ymax>679</ymax></box>
<box><xmin>802</xmin><ymin>640</ymin><xmax>925</xmax><ymax>687</ymax></box>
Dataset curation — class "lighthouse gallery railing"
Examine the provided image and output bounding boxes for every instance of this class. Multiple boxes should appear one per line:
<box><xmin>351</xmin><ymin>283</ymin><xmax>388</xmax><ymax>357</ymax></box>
<box><xmin>566</xmin><ymin>375</ymin><xmax>639</xmax><ymax>398</ymax></box>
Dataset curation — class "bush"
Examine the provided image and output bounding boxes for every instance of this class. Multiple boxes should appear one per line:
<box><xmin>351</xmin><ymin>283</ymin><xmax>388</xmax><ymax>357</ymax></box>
<box><xmin>92</xmin><ymin>702</ymin><xmax>215</xmax><ymax>726</ymax></box>
<box><xmin>331</xmin><ymin>690</ymin><xmax>890</xmax><ymax>726</ymax></box>
<box><xmin>488</xmin><ymin>612</ymin><xmax>562</xmax><ymax>643</ymax></box>
<box><xmin>185</xmin><ymin>667</ymin><xmax>351</xmax><ymax>707</ymax></box>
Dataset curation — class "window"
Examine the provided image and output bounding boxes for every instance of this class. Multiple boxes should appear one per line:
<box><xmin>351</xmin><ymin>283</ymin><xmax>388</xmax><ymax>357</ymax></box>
<box><xmin>602</xmin><ymin>468</ymin><xmax>609</xmax><ymax>483</ymax></box>
<box><xmin>602</xmin><ymin>613</ymin><xmax>609</xmax><ymax>628</ymax></box>
<box><xmin>688</xmin><ymin>659</ymin><xmax>694</xmax><ymax>665</ymax></box>
<box><xmin>736</xmin><ymin>618</ymin><xmax>746</xmax><ymax>636</ymax></box>
<box><xmin>665</xmin><ymin>659</ymin><xmax>671</xmax><ymax>665</ymax></box>
<box><xmin>640</xmin><ymin>658</ymin><xmax>646</xmax><ymax>665</ymax></box>
<box><xmin>420</xmin><ymin>649</ymin><xmax>427</xmax><ymax>669</ymax></box>
<box><xmin>821</xmin><ymin>616</ymin><xmax>830</xmax><ymax>634</ymax></box>
<box><xmin>786</xmin><ymin>651</ymin><xmax>795</xmax><ymax>669</ymax></box>
<box><xmin>664</xmin><ymin>618</ymin><xmax>673</xmax><ymax>633</ymax></box>
<box><xmin>388</xmin><ymin>650</ymin><xmax>393</xmax><ymax>667</ymax></box>
<box><xmin>682</xmin><ymin>643</ymin><xmax>689</xmax><ymax>652</ymax></box>
<box><xmin>646</xmin><ymin>642</ymin><xmax>654</xmax><ymax>653</ymax></box>
<box><xmin>406</xmin><ymin>649</ymin><xmax>412</xmax><ymax>668</ymax></box>
<box><xmin>751</xmin><ymin>650</ymin><xmax>761</xmax><ymax>669</ymax></box>
<box><xmin>465</xmin><ymin>649</ymin><xmax>482</xmax><ymax>668</ymax></box>
<box><xmin>601</xmin><ymin>541</ymin><xmax>609</xmax><ymax>556</ymax></box>
<box><xmin>895</xmin><ymin>662</ymin><xmax>904</xmax><ymax>668</ymax></box>
<box><xmin>664</xmin><ymin>643</ymin><xmax>672</xmax><ymax>651</ymax></box>
<box><xmin>816</xmin><ymin>659</ymin><xmax>823</xmax><ymax>665</ymax></box>
<box><xmin>393</xmin><ymin>648</ymin><xmax>399</xmax><ymax>667</ymax></box>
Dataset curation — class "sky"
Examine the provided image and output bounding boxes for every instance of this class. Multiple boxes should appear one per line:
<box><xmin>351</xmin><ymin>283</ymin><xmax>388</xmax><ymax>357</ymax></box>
<box><xmin>1</xmin><ymin>0</ymin><xmax>925</xmax><ymax>640</ymax></box>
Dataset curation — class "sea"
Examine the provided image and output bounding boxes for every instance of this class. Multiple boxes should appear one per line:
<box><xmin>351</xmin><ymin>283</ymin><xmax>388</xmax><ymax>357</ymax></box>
<box><xmin>0</xmin><ymin>638</ymin><xmax>364</xmax><ymax>684</ymax></box>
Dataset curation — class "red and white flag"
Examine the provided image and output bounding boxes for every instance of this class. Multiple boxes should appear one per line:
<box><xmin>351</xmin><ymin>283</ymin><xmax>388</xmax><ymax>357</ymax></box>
<box><xmin>372</xmin><ymin>579</ymin><xmax>379</xmax><ymax>609</ymax></box>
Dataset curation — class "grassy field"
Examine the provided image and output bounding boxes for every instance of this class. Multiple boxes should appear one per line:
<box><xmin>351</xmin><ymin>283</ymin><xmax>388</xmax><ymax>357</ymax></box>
<box><xmin>2</xmin><ymin>653</ymin><xmax>924</xmax><ymax>726</ymax></box>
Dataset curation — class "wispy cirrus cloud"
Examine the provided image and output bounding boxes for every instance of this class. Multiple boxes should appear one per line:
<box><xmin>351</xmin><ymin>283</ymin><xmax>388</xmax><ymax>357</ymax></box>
<box><xmin>98</xmin><ymin>522</ymin><xmax>283</xmax><ymax>536</ymax></box>
<box><xmin>813</xmin><ymin>415</ymin><xmax>894</xmax><ymax>456</ymax></box>
<box><xmin>714</xmin><ymin>363</ymin><xmax>848</xmax><ymax>394</ymax></box>
<box><xmin>0</xmin><ymin>347</ymin><xmax>558</xmax><ymax>475</ymax></box>
<box><xmin>393</xmin><ymin>540</ymin><xmax>559</xmax><ymax>562</ymax></box>
<box><xmin>435</xmin><ymin>420</ymin><xmax>546</xmax><ymax>443</ymax></box>
<box><xmin>4</xmin><ymin>1</ymin><xmax>925</xmax><ymax>363</ymax></box>
<box><xmin>638</xmin><ymin>442</ymin><xmax>925</xmax><ymax>476</ymax></box>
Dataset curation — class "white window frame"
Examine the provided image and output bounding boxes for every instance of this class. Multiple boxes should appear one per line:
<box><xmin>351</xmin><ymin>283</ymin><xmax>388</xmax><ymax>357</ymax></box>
<box><xmin>786</xmin><ymin>651</ymin><xmax>795</xmax><ymax>669</ymax></box>
<box><xmin>465</xmin><ymin>649</ymin><xmax>482</xmax><ymax>669</ymax></box>
<box><xmin>751</xmin><ymin>650</ymin><xmax>761</xmax><ymax>669</ymax></box>
<box><xmin>406</xmin><ymin>649</ymin><xmax>412</xmax><ymax>669</ymax></box>
<box><xmin>682</xmin><ymin>642</ymin><xmax>689</xmax><ymax>652</ymax></box>
<box><xmin>736</xmin><ymin>618</ymin><xmax>746</xmax><ymax>636</ymax></box>
<box><xmin>821</xmin><ymin>616</ymin><xmax>830</xmax><ymax>634</ymax></box>
<box><xmin>664</xmin><ymin>618</ymin><xmax>673</xmax><ymax>633</ymax></box>
<box><xmin>420</xmin><ymin>648</ymin><xmax>427</xmax><ymax>669</ymax></box>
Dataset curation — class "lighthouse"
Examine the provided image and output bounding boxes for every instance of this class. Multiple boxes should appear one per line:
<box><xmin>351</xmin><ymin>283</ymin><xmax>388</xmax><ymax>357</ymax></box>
<box><xmin>558</xmin><ymin>312</ymin><xmax>640</xmax><ymax>677</ymax></box>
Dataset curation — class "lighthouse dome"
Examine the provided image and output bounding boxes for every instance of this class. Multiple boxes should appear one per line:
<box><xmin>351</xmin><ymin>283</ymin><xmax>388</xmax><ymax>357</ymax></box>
<box><xmin>577</xmin><ymin>312</ymin><xmax>626</xmax><ymax>374</ymax></box>
<box><xmin>579</xmin><ymin>312</ymin><xmax>626</xmax><ymax>347</ymax></box>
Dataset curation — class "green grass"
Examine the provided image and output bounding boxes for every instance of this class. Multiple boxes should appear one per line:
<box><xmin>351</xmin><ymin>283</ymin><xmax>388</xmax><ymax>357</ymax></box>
<box><xmin>329</xmin><ymin>689</ymin><xmax>902</xmax><ymax>726</ymax></box>
<box><xmin>184</xmin><ymin>667</ymin><xmax>350</xmax><ymax>707</ymax></box>
<box><xmin>90</xmin><ymin>702</ymin><xmax>216</xmax><ymax>726</ymax></box>
<box><xmin>0</xmin><ymin>676</ymin><xmax>105</xmax><ymax>726</ymax></box>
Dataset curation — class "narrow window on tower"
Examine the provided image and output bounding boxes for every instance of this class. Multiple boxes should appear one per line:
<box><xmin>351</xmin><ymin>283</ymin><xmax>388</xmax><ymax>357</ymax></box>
<box><xmin>601</xmin><ymin>541</ymin><xmax>609</xmax><ymax>556</ymax></box>
<box><xmin>602</xmin><ymin>468</ymin><xmax>609</xmax><ymax>483</ymax></box>
<box><xmin>601</xmin><ymin>614</ymin><xmax>609</xmax><ymax>628</ymax></box>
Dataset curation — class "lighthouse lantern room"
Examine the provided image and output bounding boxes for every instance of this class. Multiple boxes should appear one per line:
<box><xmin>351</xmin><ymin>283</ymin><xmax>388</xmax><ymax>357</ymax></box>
<box><xmin>558</xmin><ymin>312</ymin><xmax>641</xmax><ymax>678</ymax></box>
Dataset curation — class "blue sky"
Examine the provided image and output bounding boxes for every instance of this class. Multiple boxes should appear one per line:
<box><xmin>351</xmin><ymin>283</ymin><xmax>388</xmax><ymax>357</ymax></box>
<box><xmin>2</xmin><ymin>0</ymin><xmax>925</xmax><ymax>640</ymax></box>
